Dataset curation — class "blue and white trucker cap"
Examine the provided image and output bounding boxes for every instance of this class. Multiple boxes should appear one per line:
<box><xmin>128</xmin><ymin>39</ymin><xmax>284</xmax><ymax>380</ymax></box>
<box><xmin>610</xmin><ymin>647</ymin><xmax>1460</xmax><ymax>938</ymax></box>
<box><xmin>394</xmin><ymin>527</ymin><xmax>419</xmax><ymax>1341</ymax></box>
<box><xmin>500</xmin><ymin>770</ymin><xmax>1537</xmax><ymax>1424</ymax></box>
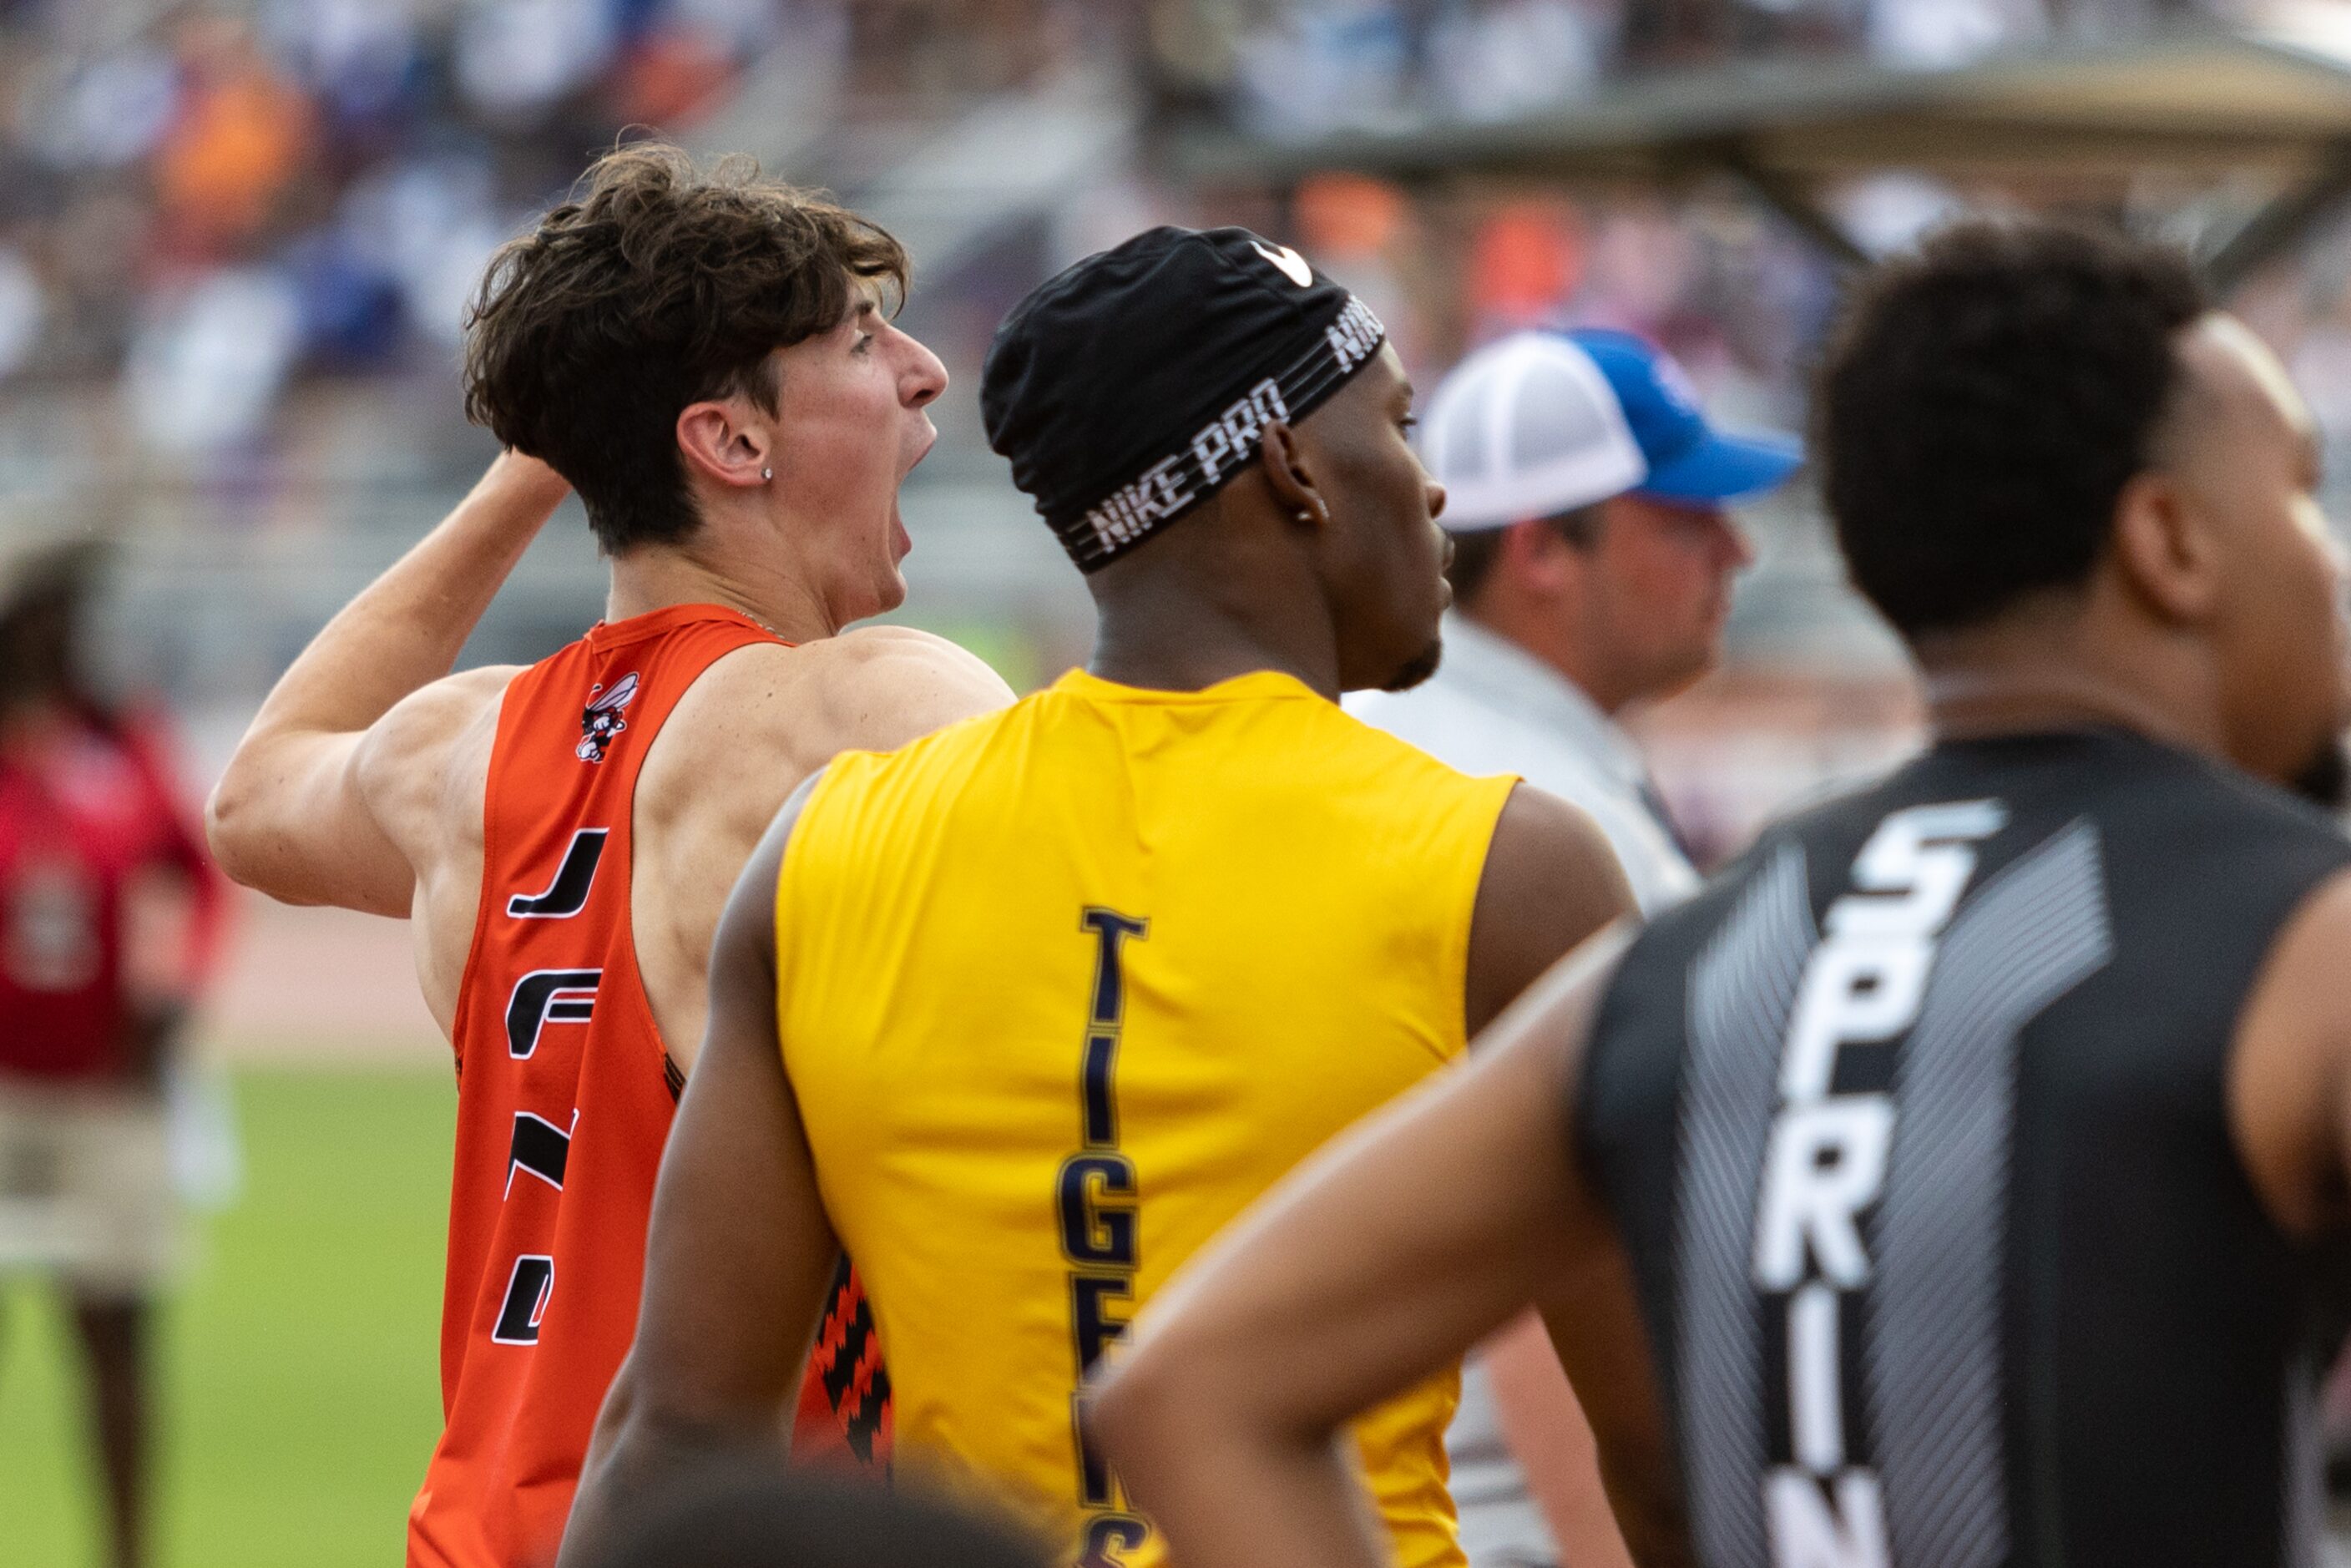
<box><xmin>1418</xmin><ymin>328</ymin><xmax>1802</xmax><ymax>531</ymax></box>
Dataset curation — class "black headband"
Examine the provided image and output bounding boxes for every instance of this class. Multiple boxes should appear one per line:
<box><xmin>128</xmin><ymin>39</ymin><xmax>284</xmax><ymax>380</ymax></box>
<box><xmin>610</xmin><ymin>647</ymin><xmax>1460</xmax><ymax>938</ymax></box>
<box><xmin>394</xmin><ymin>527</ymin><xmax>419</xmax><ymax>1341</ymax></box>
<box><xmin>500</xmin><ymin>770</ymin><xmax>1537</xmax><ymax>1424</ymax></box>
<box><xmin>982</xmin><ymin>227</ymin><xmax>1389</xmax><ymax>573</ymax></box>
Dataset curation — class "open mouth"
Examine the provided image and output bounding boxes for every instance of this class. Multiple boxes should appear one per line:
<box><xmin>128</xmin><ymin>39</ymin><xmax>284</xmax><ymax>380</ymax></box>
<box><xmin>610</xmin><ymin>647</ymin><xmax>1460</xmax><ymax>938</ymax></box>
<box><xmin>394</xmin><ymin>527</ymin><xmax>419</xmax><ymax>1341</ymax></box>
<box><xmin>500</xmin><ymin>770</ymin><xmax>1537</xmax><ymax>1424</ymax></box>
<box><xmin>891</xmin><ymin>422</ymin><xmax>937</xmax><ymax>562</ymax></box>
<box><xmin>903</xmin><ymin>418</ymin><xmax>938</xmax><ymax>480</ymax></box>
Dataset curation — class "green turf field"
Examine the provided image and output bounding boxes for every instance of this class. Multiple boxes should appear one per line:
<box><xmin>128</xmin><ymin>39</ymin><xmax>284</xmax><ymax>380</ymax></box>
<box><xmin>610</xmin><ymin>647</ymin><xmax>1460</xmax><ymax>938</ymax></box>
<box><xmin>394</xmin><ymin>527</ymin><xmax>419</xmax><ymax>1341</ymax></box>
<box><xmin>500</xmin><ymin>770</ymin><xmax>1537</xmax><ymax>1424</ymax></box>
<box><xmin>0</xmin><ymin>1070</ymin><xmax>455</xmax><ymax>1567</ymax></box>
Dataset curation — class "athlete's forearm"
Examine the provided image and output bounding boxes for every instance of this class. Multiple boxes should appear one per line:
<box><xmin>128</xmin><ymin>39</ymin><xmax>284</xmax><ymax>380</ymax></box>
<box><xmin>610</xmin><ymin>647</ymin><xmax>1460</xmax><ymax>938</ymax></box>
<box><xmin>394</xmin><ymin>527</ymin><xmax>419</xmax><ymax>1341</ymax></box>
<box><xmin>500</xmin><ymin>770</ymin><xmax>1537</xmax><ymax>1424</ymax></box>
<box><xmin>247</xmin><ymin>453</ymin><xmax>567</xmax><ymax>745</ymax></box>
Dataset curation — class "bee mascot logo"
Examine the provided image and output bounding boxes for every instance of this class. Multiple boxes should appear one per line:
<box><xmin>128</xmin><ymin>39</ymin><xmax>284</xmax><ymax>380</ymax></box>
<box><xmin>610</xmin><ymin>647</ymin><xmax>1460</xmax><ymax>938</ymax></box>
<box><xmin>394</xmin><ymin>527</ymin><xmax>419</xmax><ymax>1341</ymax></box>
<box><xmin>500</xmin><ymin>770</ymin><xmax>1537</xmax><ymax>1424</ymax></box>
<box><xmin>576</xmin><ymin>673</ymin><xmax>640</xmax><ymax>763</ymax></box>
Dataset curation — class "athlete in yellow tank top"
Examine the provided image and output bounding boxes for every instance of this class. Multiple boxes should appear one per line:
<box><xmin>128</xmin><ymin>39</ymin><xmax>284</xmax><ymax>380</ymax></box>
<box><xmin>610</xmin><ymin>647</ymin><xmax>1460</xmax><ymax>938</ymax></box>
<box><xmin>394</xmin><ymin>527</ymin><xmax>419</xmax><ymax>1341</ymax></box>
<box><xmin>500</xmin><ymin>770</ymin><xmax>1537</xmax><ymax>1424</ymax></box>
<box><xmin>773</xmin><ymin>666</ymin><xmax>1510</xmax><ymax>1563</ymax></box>
<box><xmin>565</xmin><ymin>227</ymin><xmax>1631</xmax><ymax>1568</ymax></box>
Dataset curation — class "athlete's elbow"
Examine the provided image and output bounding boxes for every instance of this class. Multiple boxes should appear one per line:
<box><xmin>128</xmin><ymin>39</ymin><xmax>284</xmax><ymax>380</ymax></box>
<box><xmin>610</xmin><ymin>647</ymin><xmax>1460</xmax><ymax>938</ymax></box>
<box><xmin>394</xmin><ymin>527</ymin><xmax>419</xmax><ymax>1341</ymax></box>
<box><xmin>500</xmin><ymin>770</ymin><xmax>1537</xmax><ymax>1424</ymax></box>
<box><xmin>205</xmin><ymin>762</ymin><xmax>307</xmax><ymax>901</ymax></box>
<box><xmin>1084</xmin><ymin>1356</ymin><xmax>1162</xmax><ymax>1491</ymax></box>
<box><xmin>203</xmin><ymin>761</ymin><xmax>273</xmax><ymax>893</ymax></box>
<box><xmin>561</xmin><ymin>1363</ymin><xmax>709</xmax><ymax>1565</ymax></box>
<box><xmin>206</xmin><ymin>739</ymin><xmax>377</xmax><ymax>908</ymax></box>
<box><xmin>589</xmin><ymin>1351</ymin><xmax>783</xmax><ymax>1486</ymax></box>
<box><xmin>580</xmin><ymin>1355</ymin><xmax>642</xmax><ymax>1473</ymax></box>
<box><xmin>1589</xmin><ymin>1438</ymin><xmax>1695</xmax><ymax>1568</ymax></box>
<box><xmin>1087</xmin><ymin>1334</ymin><xmax>1226</xmax><ymax>1489</ymax></box>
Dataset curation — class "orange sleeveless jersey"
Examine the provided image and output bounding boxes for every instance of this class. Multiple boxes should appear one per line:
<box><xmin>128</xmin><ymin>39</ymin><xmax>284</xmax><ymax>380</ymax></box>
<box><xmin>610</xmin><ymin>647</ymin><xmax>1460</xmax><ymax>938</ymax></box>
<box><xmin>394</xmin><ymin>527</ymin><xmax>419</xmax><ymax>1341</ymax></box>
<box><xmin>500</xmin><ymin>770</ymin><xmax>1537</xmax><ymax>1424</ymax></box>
<box><xmin>410</xmin><ymin>605</ymin><xmax>888</xmax><ymax>1568</ymax></box>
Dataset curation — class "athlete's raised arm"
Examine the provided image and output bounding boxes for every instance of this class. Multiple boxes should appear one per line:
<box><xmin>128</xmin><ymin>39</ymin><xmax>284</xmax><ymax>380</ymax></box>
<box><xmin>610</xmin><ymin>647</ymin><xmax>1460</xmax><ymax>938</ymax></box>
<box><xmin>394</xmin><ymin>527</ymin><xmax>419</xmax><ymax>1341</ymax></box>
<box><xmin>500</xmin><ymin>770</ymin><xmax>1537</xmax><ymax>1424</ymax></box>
<box><xmin>205</xmin><ymin>452</ymin><xmax>571</xmax><ymax>913</ymax></box>
<box><xmin>1089</xmin><ymin>930</ymin><xmax>1690</xmax><ymax>1568</ymax></box>
<box><xmin>561</xmin><ymin>777</ymin><xmax>840</xmax><ymax>1566</ymax></box>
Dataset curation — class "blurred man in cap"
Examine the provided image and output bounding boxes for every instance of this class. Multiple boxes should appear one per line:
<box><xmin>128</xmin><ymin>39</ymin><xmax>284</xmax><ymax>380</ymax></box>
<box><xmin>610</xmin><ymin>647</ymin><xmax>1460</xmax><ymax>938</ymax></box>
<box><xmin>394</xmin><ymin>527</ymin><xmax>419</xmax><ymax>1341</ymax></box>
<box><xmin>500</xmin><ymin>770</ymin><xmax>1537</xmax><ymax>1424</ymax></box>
<box><xmin>1357</xmin><ymin>328</ymin><xmax>1800</xmax><ymax>908</ymax></box>
<box><xmin>0</xmin><ymin>534</ymin><xmax>229</xmax><ymax>1568</ymax></box>
<box><xmin>1350</xmin><ymin>328</ymin><xmax>1798</xmax><ymax>1568</ymax></box>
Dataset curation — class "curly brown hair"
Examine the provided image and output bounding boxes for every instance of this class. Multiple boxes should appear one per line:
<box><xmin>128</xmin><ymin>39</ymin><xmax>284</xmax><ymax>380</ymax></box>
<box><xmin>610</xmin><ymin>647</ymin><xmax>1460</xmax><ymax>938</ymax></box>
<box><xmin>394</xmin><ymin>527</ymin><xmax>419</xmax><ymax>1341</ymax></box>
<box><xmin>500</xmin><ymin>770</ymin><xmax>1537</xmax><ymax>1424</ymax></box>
<box><xmin>463</xmin><ymin>144</ymin><xmax>910</xmax><ymax>554</ymax></box>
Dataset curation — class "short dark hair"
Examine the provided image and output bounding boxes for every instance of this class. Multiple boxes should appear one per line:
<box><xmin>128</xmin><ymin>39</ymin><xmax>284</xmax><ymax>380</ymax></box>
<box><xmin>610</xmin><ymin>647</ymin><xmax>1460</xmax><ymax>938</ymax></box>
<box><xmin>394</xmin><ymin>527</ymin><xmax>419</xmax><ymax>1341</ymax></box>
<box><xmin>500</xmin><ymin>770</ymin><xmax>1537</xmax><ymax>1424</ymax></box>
<box><xmin>1814</xmin><ymin>220</ymin><xmax>2207</xmax><ymax>637</ymax></box>
<box><xmin>463</xmin><ymin>144</ymin><xmax>910</xmax><ymax>554</ymax></box>
<box><xmin>1444</xmin><ymin>505</ymin><xmax>1604</xmax><ymax>605</ymax></box>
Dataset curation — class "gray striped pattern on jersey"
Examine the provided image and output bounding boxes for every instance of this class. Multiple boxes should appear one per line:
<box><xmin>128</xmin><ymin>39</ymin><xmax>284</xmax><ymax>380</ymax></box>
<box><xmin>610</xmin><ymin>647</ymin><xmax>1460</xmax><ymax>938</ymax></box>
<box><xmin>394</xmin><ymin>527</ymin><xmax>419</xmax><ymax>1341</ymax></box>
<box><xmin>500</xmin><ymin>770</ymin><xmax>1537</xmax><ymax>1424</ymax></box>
<box><xmin>1865</xmin><ymin>819</ymin><xmax>2112</xmax><ymax>1568</ymax></box>
<box><xmin>1676</xmin><ymin>844</ymin><xmax>1813</xmax><ymax>1568</ymax></box>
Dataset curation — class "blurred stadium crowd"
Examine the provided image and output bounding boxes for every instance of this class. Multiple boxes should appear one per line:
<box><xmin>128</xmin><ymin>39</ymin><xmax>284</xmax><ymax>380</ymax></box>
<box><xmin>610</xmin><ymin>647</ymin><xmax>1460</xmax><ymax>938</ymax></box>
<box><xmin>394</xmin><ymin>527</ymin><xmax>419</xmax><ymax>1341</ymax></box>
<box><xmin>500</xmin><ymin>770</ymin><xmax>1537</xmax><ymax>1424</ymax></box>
<box><xmin>0</xmin><ymin>0</ymin><xmax>1079</xmax><ymax>445</ymax></box>
<box><xmin>0</xmin><ymin>0</ymin><xmax>2338</xmax><ymax>832</ymax></box>
<box><xmin>1155</xmin><ymin>0</ymin><xmax>2172</xmax><ymax>132</ymax></box>
<box><xmin>0</xmin><ymin>0</ymin><xmax>2243</xmax><ymax>447</ymax></box>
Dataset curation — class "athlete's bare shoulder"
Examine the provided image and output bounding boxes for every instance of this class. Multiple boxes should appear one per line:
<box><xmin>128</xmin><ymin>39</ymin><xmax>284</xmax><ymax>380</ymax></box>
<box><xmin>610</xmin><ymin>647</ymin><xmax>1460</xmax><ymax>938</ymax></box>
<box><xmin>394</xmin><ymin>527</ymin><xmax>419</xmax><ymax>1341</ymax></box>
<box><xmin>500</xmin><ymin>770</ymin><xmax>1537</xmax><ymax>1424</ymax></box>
<box><xmin>626</xmin><ymin>627</ymin><xmax>1011</xmax><ymax>1070</ymax></box>
<box><xmin>1466</xmin><ymin>784</ymin><xmax>1638</xmax><ymax>1036</ymax></box>
<box><xmin>663</xmin><ymin>625</ymin><xmax>1012</xmax><ymax>786</ymax></box>
<box><xmin>806</xmin><ymin>625</ymin><xmax>1014</xmax><ymax>746</ymax></box>
<box><xmin>633</xmin><ymin>625</ymin><xmax>1009</xmax><ymax>905</ymax></box>
<box><xmin>2228</xmin><ymin>863</ymin><xmax>2351</xmax><ymax>1237</ymax></box>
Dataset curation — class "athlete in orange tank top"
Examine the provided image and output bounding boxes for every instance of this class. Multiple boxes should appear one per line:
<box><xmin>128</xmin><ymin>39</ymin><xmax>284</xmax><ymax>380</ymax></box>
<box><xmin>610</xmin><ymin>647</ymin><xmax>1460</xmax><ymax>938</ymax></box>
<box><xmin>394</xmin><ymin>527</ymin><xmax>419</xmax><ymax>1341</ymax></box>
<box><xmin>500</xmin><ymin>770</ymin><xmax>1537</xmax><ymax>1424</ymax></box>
<box><xmin>422</xmin><ymin>604</ymin><xmax>891</xmax><ymax>1563</ymax></box>
<box><xmin>208</xmin><ymin>152</ymin><xmax>1010</xmax><ymax>1567</ymax></box>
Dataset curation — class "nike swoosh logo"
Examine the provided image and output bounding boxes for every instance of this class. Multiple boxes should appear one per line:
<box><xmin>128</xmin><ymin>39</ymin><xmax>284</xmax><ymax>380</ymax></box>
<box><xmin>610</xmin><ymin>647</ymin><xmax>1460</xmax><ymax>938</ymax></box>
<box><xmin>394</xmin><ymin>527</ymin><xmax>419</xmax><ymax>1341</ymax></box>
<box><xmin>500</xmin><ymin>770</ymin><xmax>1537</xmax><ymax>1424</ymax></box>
<box><xmin>1251</xmin><ymin>240</ymin><xmax>1313</xmax><ymax>288</ymax></box>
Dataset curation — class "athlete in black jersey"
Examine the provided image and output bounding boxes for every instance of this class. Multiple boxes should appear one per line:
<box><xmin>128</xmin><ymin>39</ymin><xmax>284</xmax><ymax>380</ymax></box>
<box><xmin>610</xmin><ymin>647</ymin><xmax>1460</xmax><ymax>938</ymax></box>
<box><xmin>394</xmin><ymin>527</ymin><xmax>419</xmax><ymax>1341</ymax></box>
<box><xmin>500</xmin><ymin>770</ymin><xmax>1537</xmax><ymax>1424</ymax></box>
<box><xmin>1092</xmin><ymin>220</ymin><xmax>2351</xmax><ymax>1568</ymax></box>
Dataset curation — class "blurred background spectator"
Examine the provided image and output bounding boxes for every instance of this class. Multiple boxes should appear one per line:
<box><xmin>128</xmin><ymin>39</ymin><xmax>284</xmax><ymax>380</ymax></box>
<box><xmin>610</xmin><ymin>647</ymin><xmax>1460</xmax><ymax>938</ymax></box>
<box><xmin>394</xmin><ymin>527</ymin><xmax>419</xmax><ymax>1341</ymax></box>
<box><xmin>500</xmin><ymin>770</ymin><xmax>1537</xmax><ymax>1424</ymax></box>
<box><xmin>0</xmin><ymin>536</ymin><xmax>229</xmax><ymax>1568</ymax></box>
<box><xmin>1351</xmin><ymin>325</ymin><xmax>1803</xmax><ymax>1568</ymax></box>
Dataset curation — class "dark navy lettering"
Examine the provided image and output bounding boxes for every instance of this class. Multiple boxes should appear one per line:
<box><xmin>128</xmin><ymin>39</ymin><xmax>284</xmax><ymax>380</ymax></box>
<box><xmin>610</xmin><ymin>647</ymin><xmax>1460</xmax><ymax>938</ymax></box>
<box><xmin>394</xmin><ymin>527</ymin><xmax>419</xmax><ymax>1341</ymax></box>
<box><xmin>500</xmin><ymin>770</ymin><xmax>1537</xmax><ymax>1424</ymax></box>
<box><xmin>1064</xmin><ymin>906</ymin><xmax>1148</xmax><ymax>1514</ymax></box>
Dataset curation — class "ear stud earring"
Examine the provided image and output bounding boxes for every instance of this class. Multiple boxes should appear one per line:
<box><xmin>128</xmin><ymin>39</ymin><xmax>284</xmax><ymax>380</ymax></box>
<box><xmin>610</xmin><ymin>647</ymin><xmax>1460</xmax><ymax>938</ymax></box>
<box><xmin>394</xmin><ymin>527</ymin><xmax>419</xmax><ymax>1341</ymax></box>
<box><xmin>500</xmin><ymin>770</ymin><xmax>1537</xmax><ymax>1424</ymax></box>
<box><xmin>761</xmin><ymin>467</ymin><xmax>773</xmax><ymax>482</ymax></box>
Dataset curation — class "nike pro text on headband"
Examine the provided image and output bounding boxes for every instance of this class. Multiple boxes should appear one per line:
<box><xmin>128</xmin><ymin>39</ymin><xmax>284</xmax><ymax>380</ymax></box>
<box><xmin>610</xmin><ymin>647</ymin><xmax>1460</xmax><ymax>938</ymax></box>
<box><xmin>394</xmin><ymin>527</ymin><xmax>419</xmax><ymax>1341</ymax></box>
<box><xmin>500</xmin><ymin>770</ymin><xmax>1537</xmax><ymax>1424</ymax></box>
<box><xmin>982</xmin><ymin>226</ymin><xmax>1389</xmax><ymax>573</ymax></box>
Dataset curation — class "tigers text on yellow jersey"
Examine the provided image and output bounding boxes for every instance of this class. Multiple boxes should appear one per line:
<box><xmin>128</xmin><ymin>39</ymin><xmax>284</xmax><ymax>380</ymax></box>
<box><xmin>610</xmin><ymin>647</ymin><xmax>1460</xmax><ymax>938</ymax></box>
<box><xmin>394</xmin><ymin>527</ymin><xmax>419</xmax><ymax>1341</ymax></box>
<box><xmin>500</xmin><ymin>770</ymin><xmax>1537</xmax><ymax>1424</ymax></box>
<box><xmin>774</xmin><ymin>667</ymin><xmax>1517</xmax><ymax>1568</ymax></box>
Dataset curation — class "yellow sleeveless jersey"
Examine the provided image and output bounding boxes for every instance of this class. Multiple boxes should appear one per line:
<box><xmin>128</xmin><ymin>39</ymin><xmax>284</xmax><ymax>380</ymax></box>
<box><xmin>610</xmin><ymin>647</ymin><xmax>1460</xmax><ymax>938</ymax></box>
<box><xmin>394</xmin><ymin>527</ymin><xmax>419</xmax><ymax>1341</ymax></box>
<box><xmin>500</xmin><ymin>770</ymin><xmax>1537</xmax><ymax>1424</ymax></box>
<box><xmin>774</xmin><ymin>667</ymin><xmax>1517</xmax><ymax>1568</ymax></box>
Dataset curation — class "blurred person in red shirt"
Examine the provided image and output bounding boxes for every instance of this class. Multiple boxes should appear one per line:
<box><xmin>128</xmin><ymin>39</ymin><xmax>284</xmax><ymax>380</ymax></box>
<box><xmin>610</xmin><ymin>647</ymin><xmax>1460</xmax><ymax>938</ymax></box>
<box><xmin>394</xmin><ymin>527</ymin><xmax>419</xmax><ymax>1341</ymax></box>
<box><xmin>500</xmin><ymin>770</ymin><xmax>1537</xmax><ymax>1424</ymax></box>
<box><xmin>0</xmin><ymin>539</ymin><xmax>229</xmax><ymax>1568</ymax></box>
